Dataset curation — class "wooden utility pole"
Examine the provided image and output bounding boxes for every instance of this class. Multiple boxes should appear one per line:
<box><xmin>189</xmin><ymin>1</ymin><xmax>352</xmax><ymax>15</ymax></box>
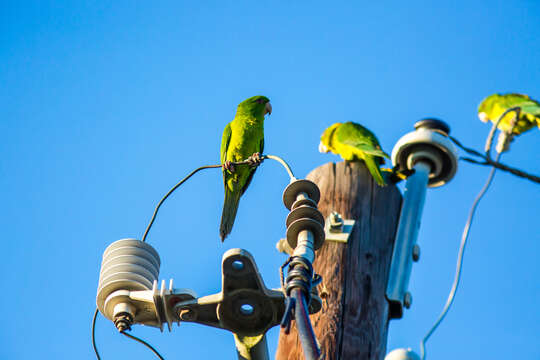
<box><xmin>276</xmin><ymin>161</ymin><xmax>402</xmax><ymax>360</ymax></box>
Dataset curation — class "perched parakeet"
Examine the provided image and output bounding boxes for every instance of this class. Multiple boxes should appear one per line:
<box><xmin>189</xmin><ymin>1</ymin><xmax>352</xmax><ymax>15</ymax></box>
<box><xmin>319</xmin><ymin>122</ymin><xmax>389</xmax><ymax>186</ymax></box>
<box><xmin>220</xmin><ymin>95</ymin><xmax>272</xmax><ymax>241</ymax></box>
<box><xmin>478</xmin><ymin>93</ymin><xmax>540</xmax><ymax>134</ymax></box>
<box><xmin>478</xmin><ymin>93</ymin><xmax>540</xmax><ymax>152</ymax></box>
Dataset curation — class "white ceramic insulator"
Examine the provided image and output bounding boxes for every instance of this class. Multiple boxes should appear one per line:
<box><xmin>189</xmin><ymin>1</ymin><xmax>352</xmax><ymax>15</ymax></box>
<box><xmin>96</xmin><ymin>239</ymin><xmax>160</xmax><ymax>316</ymax></box>
<box><xmin>407</xmin><ymin>150</ymin><xmax>443</xmax><ymax>179</ymax></box>
<box><xmin>385</xmin><ymin>348</ymin><xmax>421</xmax><ymax>360</ymax></box>
<box><xmin>391</xmin><ymin>127</ymin><xmax>458</xmax><ymax>188</ymax></box>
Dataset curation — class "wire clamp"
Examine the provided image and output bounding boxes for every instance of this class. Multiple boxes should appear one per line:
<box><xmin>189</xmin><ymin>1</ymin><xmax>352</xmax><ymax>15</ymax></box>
<box><xmin>324</xmin><ymin>211</ymin><xmax>355</xmax><ymax>243</ymax></box>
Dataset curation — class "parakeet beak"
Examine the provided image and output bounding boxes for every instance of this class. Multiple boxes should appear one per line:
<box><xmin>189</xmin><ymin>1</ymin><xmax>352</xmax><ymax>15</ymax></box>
<box><xmin>264</xmin><ymin>102</ymin><xmax>272</xmax><ymax>115</ymax></box>
<box><xmin>318</xmin><ymin>142</ymin><xmax>328</xmax><ymax>153</ymax></box>
<box><xmin>478</xmin><ymin>112</ymin><xmax>489</xmax><ymax>123</ymax></box>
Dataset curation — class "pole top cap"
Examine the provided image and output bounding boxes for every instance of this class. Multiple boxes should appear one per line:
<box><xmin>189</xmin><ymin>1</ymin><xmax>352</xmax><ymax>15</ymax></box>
<box><xmin>414</xmin><ymin>118</ymin><xmax>451</xmax><ymax>136</ymax></box>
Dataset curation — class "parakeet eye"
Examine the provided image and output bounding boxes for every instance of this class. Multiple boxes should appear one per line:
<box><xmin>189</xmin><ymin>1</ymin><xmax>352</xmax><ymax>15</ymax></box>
<box><xmin>255</xmin><ymin>98</ymin><xmax>265</xmax><ymax>104</ymax></box>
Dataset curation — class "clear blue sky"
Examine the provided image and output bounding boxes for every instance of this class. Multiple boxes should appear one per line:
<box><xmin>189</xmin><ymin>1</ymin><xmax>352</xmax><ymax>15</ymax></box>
<box><xmin>1</xmin><ymin>1</ymin><xmax>539</xmax><ymax>359</ymax></box>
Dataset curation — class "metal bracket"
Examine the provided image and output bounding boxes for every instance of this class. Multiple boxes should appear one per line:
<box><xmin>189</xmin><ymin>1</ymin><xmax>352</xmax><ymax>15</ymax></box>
<box><xmin>277</xmin><ymin>211</ymin><xmax>354</xmax><ymax>253</ymax></box>
<box><xmin>386</xmin><ymin>119</ymin><xmax>458</xmax><ymax>319</ymax></box>
<box><xmin>324</xmin><ymin>211</ymin><xmax>355</xmax><ymax>243</ymax></box>
<box><xmin>174</xmin><ymin>248</ymin><xmax>321</xmax><ymax>337</ymax></box>
<box><xmin>101</xmin><ymin>280</ymin><xmax>196</xmax><ymax>332</ymax></box>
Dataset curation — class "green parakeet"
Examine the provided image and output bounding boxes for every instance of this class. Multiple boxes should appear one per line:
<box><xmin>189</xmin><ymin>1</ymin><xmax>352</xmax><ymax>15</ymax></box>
<box><xmin>478</xmin><ymin>93</ymin><xmax>540</xmax><ymax>134</ymax></box>
<box><xmin>220</xmin><ymin>95</ymin><xmax>272</xmax><ymax>241</ymax></box>
<box><xmin>478</xmin><ymin>93</ymin><xmax>540</xmax><ymax>152</ymax></box>
<box><xmin>319</xmin><ymin>122</ymin><xmax>389</xmax><ymax>186</ymax></box>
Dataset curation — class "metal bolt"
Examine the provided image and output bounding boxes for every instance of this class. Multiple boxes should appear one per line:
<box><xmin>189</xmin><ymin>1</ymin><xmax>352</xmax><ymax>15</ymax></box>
<box><xmin>178</xmin><ymin>307</ymin><xmax>196</xmax><ymax>321</ymax></box>
<box><xmin>412</xmin><ymin>244</ymin><xmax>420</xmax><ymax>262</ymax></box>
<box><xmin>329</xmin><ymin>211</ymin><xmax>344</xmax><ymax>232</ymax></box>
<box><xmin>114</xmin><ymin>313</ymin><xmax>133</xmax><ymax>332</ymax></box>
<box><xmin>404</xmin><ymin>292</ymin><xmax>412</xmax><ymax>309</ymax></box>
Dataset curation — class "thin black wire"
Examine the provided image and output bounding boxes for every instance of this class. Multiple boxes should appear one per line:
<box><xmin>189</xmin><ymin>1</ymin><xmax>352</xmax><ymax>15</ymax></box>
<box><xmin>459</xmin><ymin>156</ymin><xmax>540</xmax><ymax>183</ymax></box>
<box><xmin>121</xmin><ymin>331</ymin><xmax>165</xmax><ymax>360</ymax></box>
<box><xmin>448</xmin><ymin>108</ymin><xmax>540</xmax><ymax>184</ymax></box>
<box><xmin>420</xmin><ymin>151</ymin><xmax>502</xmax><ymax>360</ymax></box>
<box><xmin>92</xmin><ymin>308</ymin><xmax>101</xmax><ymax>360</ymax></box>
<box><xmin>450</xmin><ymin>136</ymin><xmax>540</xmax><ymax>183</ymax></box>
<box><xmin>448</xmin><ymin>136</ymin><xmax>484</xmax><ymax>158</ymax></box>
<box><xmin>92</xmin><ymin>308</ymin><xmax>165</xmax><ymax>360</ymax></box>
<box><xmin>141</xmin><ymin>154</ymin><xmax>295</xmax><ymax>243</ymax></box>
<box><xmin>141</xmin><ymin>164</ymin><xmax>222</xmax><ymax>242</ymax></box>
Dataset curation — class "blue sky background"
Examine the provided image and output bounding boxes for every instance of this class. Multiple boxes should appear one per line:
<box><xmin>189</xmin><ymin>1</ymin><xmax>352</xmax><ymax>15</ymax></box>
<box><xmin>1</xmin><ymin>1</ymin><xmax>539</xmax><ymax>359</ymax></box>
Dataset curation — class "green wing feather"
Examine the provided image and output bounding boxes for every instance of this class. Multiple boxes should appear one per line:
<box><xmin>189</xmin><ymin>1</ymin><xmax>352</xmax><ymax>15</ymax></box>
<box><xmin>336</xmin><ymin>122</ymin><xmax>390</xmax><ymax>158</ymax></box>
<box><xmin>328</xmin><ymin>122</ymin><xmax>388</xmax><ymax>186</ymax></box>
<box><xmin>221</xmin><ymin>123</ymin><xmax>232</xmax><ymax>164</ymax></box>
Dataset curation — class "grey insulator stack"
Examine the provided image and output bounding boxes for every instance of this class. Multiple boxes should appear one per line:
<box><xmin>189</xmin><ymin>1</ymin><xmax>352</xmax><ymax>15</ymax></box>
<box><xmin>96</xmin><ymin>239</ymin><xmax>161</xmax><ymax>325</ymax></box>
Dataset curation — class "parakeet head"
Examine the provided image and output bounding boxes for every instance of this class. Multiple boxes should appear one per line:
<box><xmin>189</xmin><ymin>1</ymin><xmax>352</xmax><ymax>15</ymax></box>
<box><xmin>478</xmin><ymin>94</ymin><xmax>500</xmax><ymax>123</ymax></box>
<box><xmin>319</xmin><ymin>123</ymin><xmax>342</xmax><ymax>153</ymax></box>
<box><xmin>238</xmin><ymin>95</ymin><xmax>272</xmax><ymax>117</ymax></box>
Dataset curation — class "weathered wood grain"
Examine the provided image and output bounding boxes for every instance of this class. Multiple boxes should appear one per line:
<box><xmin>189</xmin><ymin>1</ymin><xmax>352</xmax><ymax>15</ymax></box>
<box><xmin>276</xmin><ymin>161</ymin><xmax>402</xmax><ymax>360</ymax></box>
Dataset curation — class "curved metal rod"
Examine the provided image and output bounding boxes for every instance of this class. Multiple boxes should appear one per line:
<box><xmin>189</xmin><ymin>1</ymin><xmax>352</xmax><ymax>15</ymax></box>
<box><xmin>484</xmin><ymin>107</ymin><xmax>520</xmax><ymax>158</ymax></box>
<box><xmin>263</xmin><ymin>155</ymin><xmax>296</xmax><ymax>181</ymax></box>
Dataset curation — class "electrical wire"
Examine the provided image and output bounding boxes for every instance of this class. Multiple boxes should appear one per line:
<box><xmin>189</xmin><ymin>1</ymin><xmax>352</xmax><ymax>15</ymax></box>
<box><xmin>292</xmin><ymin>288</ymin><xmax>321</xmax><ymax>360</ymax></box>
<box><xmin>420</xmin><ymin>110</ymin><xmax>520</xmax><ymax>360</ymax></box>
<box><xmin>121</xmin><ymin>331</ymin><xmax>165</xmax><ymax>360</ymax></box>
<box><xmin>141</xmin><ymin>164</ymin><xmax>222</xmax><ymax>242</ymax></box>
<box><xmin>449</xmin><ymin>136</ymin><xmax>540</xmax><ymax>184</ymax></box>
<box><xmin>92</xmin><ymin>308</ymin><xmax>101</xmax><ymax>360</ymax></box>
<box><xmin>93</xmin><ymin>153</ymin><xmax>297</xmax><ymax>358</ymax></box>
<box><xmin>484</xmin><ymin>107</ymin><xmax>520</xmax><ymax>156</ymax></box>
<box><xmin>141</xmin><ymin>154</ymin><xmax>296</xmax><ymax>242</ymax></box>
<box><xmin>448</xmin><ymin>107</ymin><xmax>540</xmax><ymax>184</ymax></box>
<box><xmin>91</xmin><ymin>308</ymin><xmax>165</xmax><ymax>360</ymax></box>
<box><xmin>265</xmin><ymin>154</ymin><xmax>296</xmax><ymax>180</ymax></box>
<box><xmin>420</xmin><ymin>151</ymin><xmax>502</xmax><ymax>360</ymax></box>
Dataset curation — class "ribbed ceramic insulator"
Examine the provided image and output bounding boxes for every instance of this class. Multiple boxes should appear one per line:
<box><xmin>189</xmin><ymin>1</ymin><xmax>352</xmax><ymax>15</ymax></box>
<box><xmin>96</xmin><ymin>239</ymin><xmax>160</xmax><ymax>314</ymax></box>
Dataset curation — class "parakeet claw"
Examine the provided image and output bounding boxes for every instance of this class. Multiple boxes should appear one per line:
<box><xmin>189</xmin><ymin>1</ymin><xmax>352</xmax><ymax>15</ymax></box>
<box><xmin>223</xmin><ymin>160</ymin><xmax>235</xmax><ymax>173</ymax></box>
<box><xmin>247</xmin><ymin>152</ymin><xmax>263</xmax><ymax>168</ymax></box>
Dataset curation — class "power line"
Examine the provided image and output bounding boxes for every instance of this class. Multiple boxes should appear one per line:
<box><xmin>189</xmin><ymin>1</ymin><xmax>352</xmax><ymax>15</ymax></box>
<box><xmin>92</xmin><ymin>308</ymin><xmax>101</xmax><ymax>360</ymax></box>
<box><xmin>420</xmin><ymin>151</ymin><xmax>501</xmax><ymax>360</ymax></box>
<box><xmin>449</xmin><ymin>136</ymin><xmax>540</xmax><ymax>184</ymax></box>
<box><xmin>420</xmin><ymin>108</ymin><xmax>536</xmax><ymax>359</ymax></box>
<box><xmin>121</xmin><ymin>331</ymin><xmax>165</xmax><ymax>360</ymax></box>
<box><xmin>141</xmin><ymin>164</ymin><xmax>222</xmax><ymax>242</ymax></box>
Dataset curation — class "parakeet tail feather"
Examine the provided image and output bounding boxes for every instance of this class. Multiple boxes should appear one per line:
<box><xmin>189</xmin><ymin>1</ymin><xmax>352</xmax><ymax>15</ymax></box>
<box><xmin>364</xmin><ymin>156</ymin><xmax>386</xmax><ymax>187</ymax></box>
<box><xmin>220</xmin><ymin>188</ymin><xmax>241</xmax><ymax>242</ymax></box>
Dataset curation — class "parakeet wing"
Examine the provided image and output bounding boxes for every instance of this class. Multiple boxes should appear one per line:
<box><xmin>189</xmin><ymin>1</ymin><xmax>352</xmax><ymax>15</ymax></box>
<box><xmin>336</xmin><ymin>123</ymin><xmax>390</xmax><ymax>158</ymax></box>
<box><xmin>221</xmin><ymin>123</ymin><xmax>232</xmax><ymax>164</ymax></box>
<box><xmin>511</xmin><ymin>96</ymin><xmax>540</xmax><ymax>116</ymax></box>
<box><xmin>519</xmin><ymin>103</ymin><xmax>540</xmax><ymax>115</ymax></box>
<box><xmin>241</xmin><ymin>138</ymin><xmax>264</xmax><ymax>195</ymax></box>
